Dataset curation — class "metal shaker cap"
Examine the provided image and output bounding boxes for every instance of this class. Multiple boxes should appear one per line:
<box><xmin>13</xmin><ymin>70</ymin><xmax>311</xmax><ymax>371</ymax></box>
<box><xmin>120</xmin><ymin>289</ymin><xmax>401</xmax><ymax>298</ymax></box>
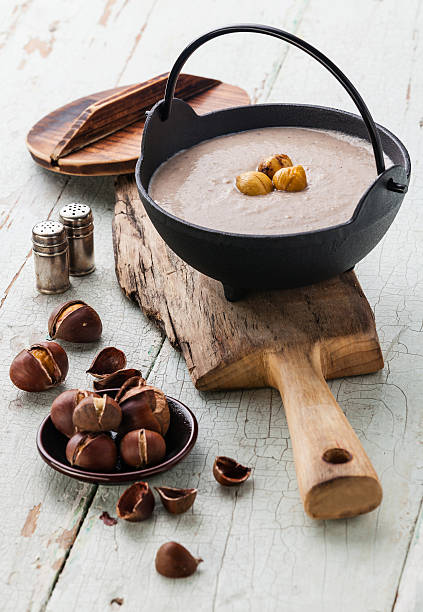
<box><xmin>32</xmin><ymin>220</ymin><xmax>68</xmax><ymax>248</ymax></box>
<box><xmin>59</xmin><ymin>202</ymin><xmax>93</xmax><ymax>228</ymax></box>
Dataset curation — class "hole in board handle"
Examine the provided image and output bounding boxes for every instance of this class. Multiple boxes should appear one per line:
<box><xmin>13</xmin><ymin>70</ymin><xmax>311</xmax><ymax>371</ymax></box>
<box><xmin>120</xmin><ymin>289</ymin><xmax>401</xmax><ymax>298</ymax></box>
<box><xmin>322</xmin><ymin>448</ymin><xmax>352</xmax><ymax>464</ymax></box>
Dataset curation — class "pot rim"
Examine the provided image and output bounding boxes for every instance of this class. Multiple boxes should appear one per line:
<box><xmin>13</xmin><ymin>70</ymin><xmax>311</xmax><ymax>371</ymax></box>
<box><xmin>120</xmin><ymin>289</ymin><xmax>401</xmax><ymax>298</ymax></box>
<box><xmin>136</xmin><ymin>101</ymin><xmax>410</xmax><ymax>241</ymax></box>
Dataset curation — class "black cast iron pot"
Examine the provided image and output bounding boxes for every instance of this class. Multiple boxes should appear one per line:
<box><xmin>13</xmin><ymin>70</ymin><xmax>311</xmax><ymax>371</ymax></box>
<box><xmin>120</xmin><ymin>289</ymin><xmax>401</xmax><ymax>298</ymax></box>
<box><xmin>135</xmin><ymin>25</ymin><xmax>410</xmax><ymax>301</ymax></box>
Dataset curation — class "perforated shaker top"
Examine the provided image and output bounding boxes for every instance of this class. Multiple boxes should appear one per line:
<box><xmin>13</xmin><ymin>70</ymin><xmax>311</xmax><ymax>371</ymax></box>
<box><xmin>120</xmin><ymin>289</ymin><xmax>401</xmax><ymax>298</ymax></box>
<box><xmin>32</xmin><ymin>220</ymin><xmax>67</xmax><ymax>246</ymax></box>
<box><xmin>59</xmin><ymin>202</ymin><xmax>93</xmax><ymax>227</ymax></box>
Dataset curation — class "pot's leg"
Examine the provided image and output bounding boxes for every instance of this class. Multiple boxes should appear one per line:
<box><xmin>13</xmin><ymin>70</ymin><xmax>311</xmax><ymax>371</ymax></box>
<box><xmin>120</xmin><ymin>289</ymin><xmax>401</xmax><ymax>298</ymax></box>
<box><xmin>223</xmin><ymin>284</ymin><xmax>246</xmax><ymax>302</ymax></box>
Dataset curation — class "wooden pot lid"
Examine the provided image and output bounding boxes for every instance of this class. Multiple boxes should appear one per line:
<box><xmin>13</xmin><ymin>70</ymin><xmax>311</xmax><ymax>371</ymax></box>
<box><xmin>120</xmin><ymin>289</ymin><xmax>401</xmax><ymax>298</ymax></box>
<box><xmin>26</xmin><ymin>73</ymin><xmax>250</xmax><ymax>176</ymax></box>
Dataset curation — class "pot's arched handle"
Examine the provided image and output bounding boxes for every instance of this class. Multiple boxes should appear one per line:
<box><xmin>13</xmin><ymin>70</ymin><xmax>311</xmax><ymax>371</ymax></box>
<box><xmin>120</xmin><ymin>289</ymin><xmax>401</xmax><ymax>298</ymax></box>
<box><xmin>161</xmin><ymin>24</ymin><xmax>388</xmax><ymax>174</ymax></box>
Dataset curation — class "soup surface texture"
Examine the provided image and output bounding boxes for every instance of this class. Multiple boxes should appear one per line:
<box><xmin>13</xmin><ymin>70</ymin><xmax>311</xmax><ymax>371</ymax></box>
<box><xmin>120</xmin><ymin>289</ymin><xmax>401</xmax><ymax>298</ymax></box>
<box><xmin>149</xmin><ymin>127</ymin><xmax>379</xmax><ymax>235</ymax></box>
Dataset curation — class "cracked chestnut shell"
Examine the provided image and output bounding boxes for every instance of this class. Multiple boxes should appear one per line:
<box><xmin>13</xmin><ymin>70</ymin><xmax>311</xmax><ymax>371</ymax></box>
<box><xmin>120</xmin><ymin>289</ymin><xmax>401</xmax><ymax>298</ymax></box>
<box><xmin>48</xmin><ymin>300</ymin><xmax>102</xmax><ymax>342</ymax></box>
<box><xmin>51</xmin><ymin>389</ymin><xmax>100</xmax><ymax>437</ymax></box>
<box><xmin>93</xmin><ymin>369</ymin><xmax>142</xmax><ymax>392</ymax></box>
<box><xmin>66</xmin><ymin>432</ymin><xmax>117</xmax><ymax>471</ymax></box>
<box><xmin>86</xmin><ymin>347</ymin><xmax>127</xmax><ymax>378</ymax></box>
<box><xmin>120</xmin><ymin>428</ymin><xmax>166</xmax><ymax>468</ymax></box>
<box><xmin>116</xmin><ymin>481</ymin><xmax>155</xmax><ymax>522</ymax></box>
<box><xmin>9</xmin><ymin>341</ymin><xmax>68</xmax><ymax>392</ymax></box>
<box><xmin>118</xmin><ymin>385</ymin><xmax>169</xmax><ymax>435</ymax></box>
<box><xmin>155</xmin><ymin>542</ymin><xmax>202</xmax><ymax>578</ymax></box>
<box><xmin>213</xmin><ymin>456</ymin><xmax>252</xmax><ymax>486</ymax></box>
<box><xmin>115</xmin><ymin>375</ymin><xmax>146</xmax><ymax>402</ymax></box>
<box><xmin>73</xmin><ymin>395</ymin><xmax>122</xmax><ymax>432</ymax></box>
<box><xmin>155</xmin><ymin>486</ymin><xmax>197</xmax><ymax>514</ymax></box>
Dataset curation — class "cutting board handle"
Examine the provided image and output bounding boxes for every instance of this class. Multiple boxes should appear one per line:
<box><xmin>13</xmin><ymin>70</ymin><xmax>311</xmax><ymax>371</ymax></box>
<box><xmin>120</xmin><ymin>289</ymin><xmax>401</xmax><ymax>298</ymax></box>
<box><xmin>267</xmin><ymin>348</ymin><xmax>382</xmax><ymax>519</ymax></box>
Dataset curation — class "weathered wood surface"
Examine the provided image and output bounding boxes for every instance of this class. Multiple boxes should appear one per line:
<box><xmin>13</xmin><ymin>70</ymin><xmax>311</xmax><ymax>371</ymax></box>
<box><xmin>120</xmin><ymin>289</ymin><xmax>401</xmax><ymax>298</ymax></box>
<box><xmin>26</xmin><ymin>74</ymin><xmax>248</xmax><ymax>175</ymax></box>
<box><xmin>0</xmin><ymin>0</ymin><xmax>422</xmax><ymax>610</ymax></box>
<box><xmin>113</xmin><ymin>184</ymin><xmax>385</xmax><ymax>519</ymax></box>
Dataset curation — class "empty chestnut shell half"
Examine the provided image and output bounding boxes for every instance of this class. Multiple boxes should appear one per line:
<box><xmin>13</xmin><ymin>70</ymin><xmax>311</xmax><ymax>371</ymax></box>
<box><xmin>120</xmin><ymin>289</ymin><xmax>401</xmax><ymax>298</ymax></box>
<box><xmin>72</xmin><ymin>395</ymin><xmax>122</xmax><ymax>432</ymax></box>
<box><xmin>66</xmin><ymin>432</ymin><xmax>117</xmax><ymax>471</ymax></box>
<box><xmin>155</xmin><ymin>486</ymin><xmax>197</xmax><ymax>514</ymax></box>
<box><xmin>120</xmin><ymin>428</ymin><xmax>166</xmax><ymax>468</ymax></box>
<box><xmin>9</xmin><ymin>341</ymin><xmax>68</xmax><ymax>392</ymax></box>
<box><xmin>213</xmin><ymin>456</ymin><xmax>252</xmax><ymax>486</ymax></box>
<box><xmin>155</xmin><ymin>542</ymin><xmax>202</xmax><ymax>578</ymax></box>
<box><xmin>48</xmin><ymin>300</ymin><xmax>102</xmax><ymax>342</ymax></box>
<box><xmin>93</xmin><ymin>369</ymin><xmax>143</xmax><ymax>392</ymax></box>
<box><xmin>51</xmin><ymin>389</ymin><xmax>100</xmax><ymax>437</ymax></box>
<box><xmin>86</xmin><ymin>347</ymin><xmax>127</xmax><ymax>378</ymax></box>
<box><xmin>118</xmin><ymin>385</ymin><xmax>170</xmax><ymax>435</ymax></box>
<box><xmin>116</xmin><ymin>481</ymin><xmax>155</xmax><ymax>522</ymax></box>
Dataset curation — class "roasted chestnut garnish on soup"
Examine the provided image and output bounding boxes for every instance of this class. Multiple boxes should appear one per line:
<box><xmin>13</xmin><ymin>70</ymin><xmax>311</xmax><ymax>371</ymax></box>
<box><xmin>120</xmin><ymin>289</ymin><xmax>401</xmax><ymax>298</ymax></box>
<box><xmin>10</xmin><ymin>341</ymin><xmax>68</xmax><ymax>392</ymax></box>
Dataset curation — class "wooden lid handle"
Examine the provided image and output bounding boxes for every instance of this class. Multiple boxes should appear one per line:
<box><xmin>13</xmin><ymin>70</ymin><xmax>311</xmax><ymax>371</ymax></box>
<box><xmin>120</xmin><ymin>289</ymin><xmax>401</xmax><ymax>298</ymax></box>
<box><xmin>267</xmin><ymin>349</ymin><xmax>382</xmax><ymax>519</ymax></box>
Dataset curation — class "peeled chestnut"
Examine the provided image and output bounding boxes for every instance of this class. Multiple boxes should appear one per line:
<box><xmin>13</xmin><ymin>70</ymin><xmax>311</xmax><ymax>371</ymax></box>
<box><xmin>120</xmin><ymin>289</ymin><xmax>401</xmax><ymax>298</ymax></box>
<box><xmin>236</xmin><ymin>171</ymin><xmax>273</xmax><ymax>196</ymax></box>
<box><xmin>155</xmin><ymin>542</ymin><xmax>202</xmax><ymax>578</ymax></box>
<box><xmin>120</xmin><ymin>428</ymin><xmax>166</xmax><ymax>468</ymax></box>
<box><xmin>66</xmin><ymin>432</ymin><xmax>117</xmax><ymax>471</ymax></box>
<box><xmin>48</xmin><ymin>300</ymin><xmax>102</xmax><ymax>342</ymax></box>
<box><xmin>119</xmin><ymin>385</ymin><xmax>169</xmax><ymax>435</ymax></box>
<box><xmin>51</xmin><ymin>389</ymin><xmax>100</xmax><ymax>437</ymax></box>
<box><xmin>257</xmin><ymin>153</ymin><xmax>293</xmax><ymax>179</ymax></box>
<box><xmin>86</xmin><ymin>347</ymin><xmax>127</xmax><ymax>378</ymax></box>
<box><xmin>93</xmin><ymin>369</ymin><xmax>143</xmax><ymax>392</ymax></box>
<box><xmin>273</xmin><ymin>164</ymin><xmax>307</xmax><ymax>192</ymax></box>
<box><xmin>213</xmin><ymin>456</ymin><xmax>252</xmax><ymax>486</ymax></box>
<box><xmin>116</xmin><ymin>481</ymin><xmax>155</xmax><ymax>522</ymax></box>
<box><xmin>155</xmin><ymin>486</ymin><xmax>197</xmax><ymax>514</ymax></box>
<box><xmin>73</xmin><ymin>395</ymin><xmax>122</xmax><ymax>432</ymax></box>
<box><xmin>10</xmin><ymin>341</ymin><xmax>68</xmax><ymax>392</ymax></box>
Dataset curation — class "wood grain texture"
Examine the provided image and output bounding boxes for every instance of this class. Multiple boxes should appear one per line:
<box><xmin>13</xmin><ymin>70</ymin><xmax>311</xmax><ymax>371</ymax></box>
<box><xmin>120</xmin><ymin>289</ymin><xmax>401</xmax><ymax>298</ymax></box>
<box><xmin>26</xmin><ymin>75</ymin><xmax>248</xmax><ymax>176</ymax></box>
<box><xmin>113</xmin><ymin>172</ymin><xmax>384</xmax><ymax>520</ymax></box>
<box><xmin>1</xmin><ymin>0</ymin><xmax>422</xmax><ymax>610</ymax></box>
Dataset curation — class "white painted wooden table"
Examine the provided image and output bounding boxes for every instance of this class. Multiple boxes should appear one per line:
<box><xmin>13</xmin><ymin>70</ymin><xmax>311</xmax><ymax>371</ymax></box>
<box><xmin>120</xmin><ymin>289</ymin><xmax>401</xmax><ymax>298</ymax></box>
<box><xmin>1</xmin><ymin>1</ymin><xmax>422</xmax><ymax>610</ymax></box>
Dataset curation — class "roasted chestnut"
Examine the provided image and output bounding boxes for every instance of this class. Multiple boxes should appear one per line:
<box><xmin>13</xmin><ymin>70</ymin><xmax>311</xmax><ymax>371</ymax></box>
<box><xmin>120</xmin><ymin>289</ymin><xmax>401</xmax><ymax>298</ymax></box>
<box><xmin>86</xmin><ymin>347</ymin><xmax>127</xmax><ymax>378</ymax></box>
<box><xmin>93</xmin><ymin>369</ymin><xmax>143</xmax><ymax>392</ymax></box>
<box><xmin>10</xmin><ymin>341</ymin><xmax>68</xmax><ymax>392</ymax></box>
<box><xmin>155</xmin><ymin>542</ymin><xmax>202</xmax><ymax>578</ymax></box>
<box><xmin>155</xmin><ymin>486</ymin><xmax>197</xmax><ymax>514</ymax></box>
<box><xmin>213</xmin><ymin>456</ymin><xmax>252</xmax><ymax>486</ymax></box>
<box><xmin>51</xmin><ymin>389</ymin><xmax>100</xmax><ymax>437</ymax></box>
<box><xmin>119</xmin><ymin>385</ymin><xmax>170</xmax><ymax>435</ymax></box>
<box><xmin>120</xmin><ymin>428</ymin><xmax>166</xmax><ymax>468</ymax></box>
<box><xmin>73</xmin><ymin>395</ymin><xmax>122</xmax><ymax>432</ymax></box>
<box><xmin>116</xmin><ymin>481</ymin><xmax>155</xmax><ymax>522</ymax></box>
<box><xmin>66</xmin><ymin>432</ymin><xmax>117</xmax><ymax>471</ymax></box>
<box><xmin>48</xmin><ymin>300</ymin><xmax>102</xmax><ymax>342</ymax></box>
<box><xmin>115</xmin><ymin>375</ymin><xmax>146</xmax><ymax>401</ymax></box>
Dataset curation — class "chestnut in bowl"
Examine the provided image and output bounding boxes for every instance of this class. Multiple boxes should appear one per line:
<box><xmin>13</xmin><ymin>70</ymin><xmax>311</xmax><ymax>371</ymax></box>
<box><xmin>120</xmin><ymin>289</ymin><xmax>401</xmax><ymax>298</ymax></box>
<box><xmin>37</xmin><ymin>392</ymin><xmax>198</xmax><ymax>484</ymax></box>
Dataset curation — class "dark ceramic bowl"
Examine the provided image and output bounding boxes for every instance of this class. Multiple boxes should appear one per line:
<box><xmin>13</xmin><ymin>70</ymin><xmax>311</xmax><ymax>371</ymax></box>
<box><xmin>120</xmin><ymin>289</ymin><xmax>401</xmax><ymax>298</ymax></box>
<box><xmin>37</xmin><ymin>391</ymin><xmax>198</xmax><ymax>485</ymax></box>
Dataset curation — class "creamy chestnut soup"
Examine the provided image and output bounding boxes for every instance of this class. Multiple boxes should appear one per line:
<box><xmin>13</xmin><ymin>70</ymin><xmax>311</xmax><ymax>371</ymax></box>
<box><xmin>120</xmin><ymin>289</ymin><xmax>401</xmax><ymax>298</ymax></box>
<box><xmin>149</xmin><ymin>127</ymin><xmax>379</xmax><ymax>235</ymax></box>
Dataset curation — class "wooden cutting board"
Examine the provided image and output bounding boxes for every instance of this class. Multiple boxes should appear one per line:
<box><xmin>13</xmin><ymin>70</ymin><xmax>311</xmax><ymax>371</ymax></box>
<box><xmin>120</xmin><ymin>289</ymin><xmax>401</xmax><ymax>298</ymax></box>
<box><xmin>113</xmin><ymin>176</ymin><xmax>384</xmax><ymax>520</ymax></box>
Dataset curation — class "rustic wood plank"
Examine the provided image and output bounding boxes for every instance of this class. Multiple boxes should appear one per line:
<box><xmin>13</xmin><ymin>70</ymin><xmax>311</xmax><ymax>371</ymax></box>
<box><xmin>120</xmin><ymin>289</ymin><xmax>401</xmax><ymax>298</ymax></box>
<box><xmin>46</xmin><ymin>1</ymin><xmax>421</xmax><ymax>611</ymax></box>
<box><xmin>394</xmin><ymin>503</ymin><xmax>423</xmax><ymax>611</ymax></box>
<box><xmin>1</xmin><ymin>0</ymin><xmax>421</xmax><ymax>610</ymax></box>
<box><xmin>0</xmin><ymin>175</ymin><xmax>164</xmax><ymax>611</ymax></box>
<box><xmin>0</xmin><ymin>0</ymin><xmax>156</xmax><ymax>299</ymax></box>
<box><xmin>0</xmin><ymin>2</ymin><xmax>163</xmax><ymax>611</ymax></box>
